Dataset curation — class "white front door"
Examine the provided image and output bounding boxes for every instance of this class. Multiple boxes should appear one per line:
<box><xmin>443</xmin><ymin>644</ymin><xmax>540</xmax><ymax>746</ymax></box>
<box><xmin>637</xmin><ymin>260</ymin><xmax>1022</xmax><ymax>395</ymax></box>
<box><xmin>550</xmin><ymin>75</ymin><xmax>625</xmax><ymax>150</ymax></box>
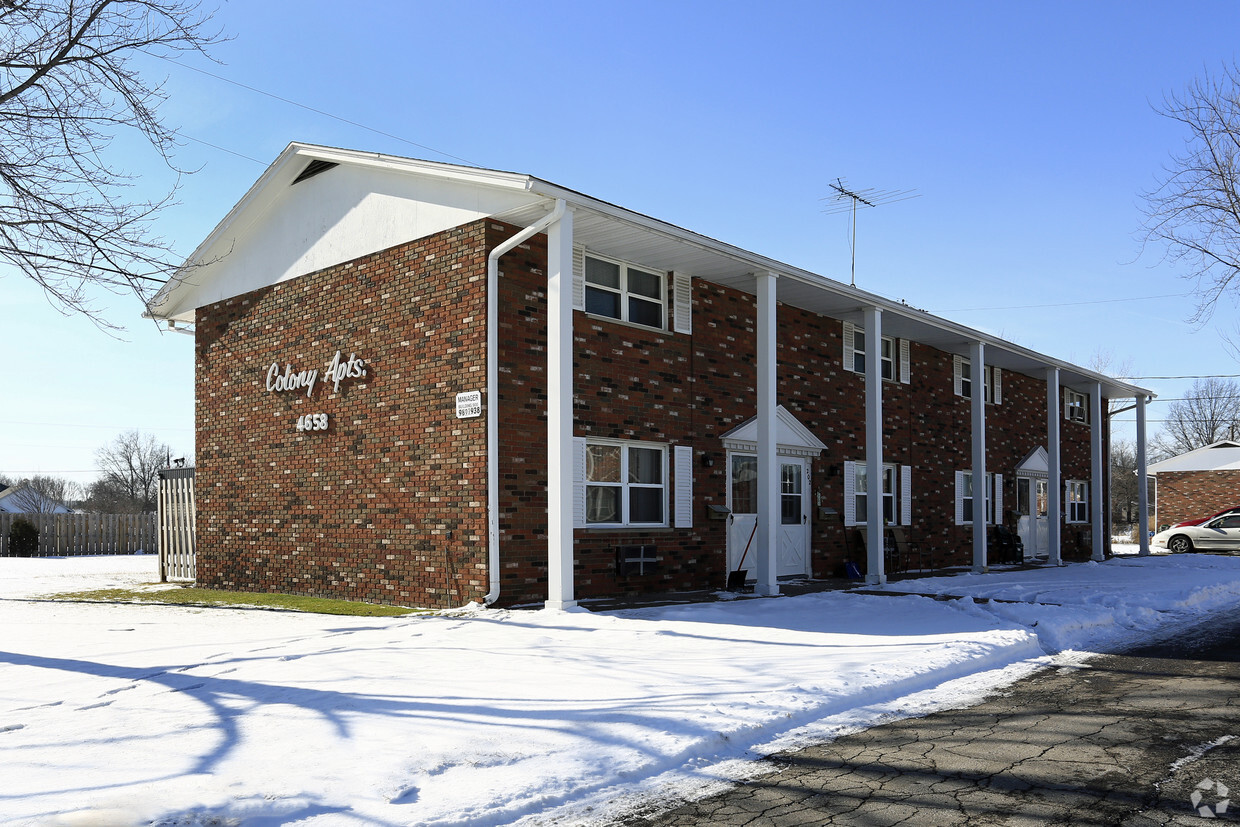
<box><xmin>777</xmin><ymin>458</ymin><xmax>811</xmax><ymax>577</ymax></box>
<box><xmin>727</xmin><ymin>454</ymin><xmax>810</xmax><ymax>578</ymax></box>
<box><xmin>1016</xmin><ymin>476</ymin><xmax>1049</xmax><ymax>559</ymax></box>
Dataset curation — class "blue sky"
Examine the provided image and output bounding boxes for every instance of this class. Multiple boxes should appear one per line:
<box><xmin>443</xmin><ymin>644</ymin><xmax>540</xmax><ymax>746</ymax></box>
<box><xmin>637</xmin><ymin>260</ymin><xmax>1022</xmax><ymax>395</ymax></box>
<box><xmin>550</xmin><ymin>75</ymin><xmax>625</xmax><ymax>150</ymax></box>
<box><xmin>4</xmin><ymin>0</ymin><xmax>1239</xmax><ymax>485</ymax></box>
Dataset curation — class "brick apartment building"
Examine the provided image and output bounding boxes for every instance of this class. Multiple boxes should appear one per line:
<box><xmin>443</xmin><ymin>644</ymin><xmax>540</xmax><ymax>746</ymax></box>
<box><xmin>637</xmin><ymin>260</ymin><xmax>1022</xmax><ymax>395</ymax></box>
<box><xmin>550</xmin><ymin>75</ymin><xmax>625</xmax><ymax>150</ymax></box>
<box><xmin>146</xmin><ymin>143</ymin><xmax>1156</xmax><ymax>609</ymax></box>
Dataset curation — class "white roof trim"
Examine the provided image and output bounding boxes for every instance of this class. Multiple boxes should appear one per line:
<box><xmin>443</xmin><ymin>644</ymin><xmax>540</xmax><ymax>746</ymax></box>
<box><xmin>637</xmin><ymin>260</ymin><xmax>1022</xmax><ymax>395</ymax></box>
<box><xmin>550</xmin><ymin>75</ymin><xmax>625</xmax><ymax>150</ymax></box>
<box><xmin>1015</xmin><ymin>446</ymin><xmax>1049</xmax><ymax>478</ymax></box>
<box><xmin>1147</xmin><ymin>440</ymin><xmax>1240</xmax><ymax>474</ymax></box>
<box><xmin>720</xmin><ymin>406</ymin><xmax>828</xmax><ymax>458</ymax></box>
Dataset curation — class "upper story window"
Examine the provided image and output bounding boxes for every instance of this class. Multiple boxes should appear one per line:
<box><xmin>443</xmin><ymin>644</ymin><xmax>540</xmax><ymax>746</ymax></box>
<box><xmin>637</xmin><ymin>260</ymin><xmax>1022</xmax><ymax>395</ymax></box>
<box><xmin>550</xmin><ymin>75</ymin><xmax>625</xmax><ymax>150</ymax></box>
<box><xmin>1064</xmin><ymin>390</ymin><xmax>1089</xmax><ymax>424</ymax></box>
<box><xmin>844</xmin><ymin>321</ymin><xmax>908</xmax><ymax>383</ymax></box>
<box><xmin>953</xmin><ymin>357</ymin><xmax>1002</xmax><ymax>404</ymax></box>
<box><xmin>584</xmin><ymin>254</ymin><xmax>666</xmax><ymax>329</ymax></box>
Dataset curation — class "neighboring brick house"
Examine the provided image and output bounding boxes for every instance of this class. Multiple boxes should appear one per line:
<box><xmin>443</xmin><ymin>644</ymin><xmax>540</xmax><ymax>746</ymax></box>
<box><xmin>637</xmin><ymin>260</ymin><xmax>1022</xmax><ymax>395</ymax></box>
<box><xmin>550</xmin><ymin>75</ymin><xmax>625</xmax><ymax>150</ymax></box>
<box><xmin>145</xmin><ymin>143</ymin><xmax>1155</xmax><ymax>609</ymax></box>
<box><xmin>1147</xmin><ymin>440</ymin><xmax>1240</xmax><ymax>528</ymax></box>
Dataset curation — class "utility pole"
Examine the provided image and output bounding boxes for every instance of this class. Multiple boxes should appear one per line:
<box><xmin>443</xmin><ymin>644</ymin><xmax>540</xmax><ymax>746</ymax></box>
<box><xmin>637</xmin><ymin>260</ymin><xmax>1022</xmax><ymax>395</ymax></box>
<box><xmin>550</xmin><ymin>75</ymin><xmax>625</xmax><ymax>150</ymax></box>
<box><xmin>823</xmin><ymin>179</ymin><xmax>920</xmax><ymax>288</ymax></box>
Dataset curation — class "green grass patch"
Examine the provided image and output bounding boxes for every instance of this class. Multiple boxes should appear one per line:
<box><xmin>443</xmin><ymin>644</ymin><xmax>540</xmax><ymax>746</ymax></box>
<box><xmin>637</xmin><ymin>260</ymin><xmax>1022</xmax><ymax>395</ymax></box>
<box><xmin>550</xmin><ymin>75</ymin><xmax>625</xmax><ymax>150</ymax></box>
<box><xmin>47</xmin><ymin>585</ymin><xmax>428</xmax><ymax>617</ymax></box>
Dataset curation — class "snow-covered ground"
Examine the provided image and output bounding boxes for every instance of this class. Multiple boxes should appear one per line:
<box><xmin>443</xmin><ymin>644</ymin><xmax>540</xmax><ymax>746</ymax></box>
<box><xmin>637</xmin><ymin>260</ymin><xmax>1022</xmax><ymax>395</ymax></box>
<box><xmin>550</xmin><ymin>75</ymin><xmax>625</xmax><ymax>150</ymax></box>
<box><xmin>3</xmin><ymin>549</ymin><xmax>1239</xmax><ymax>827</ymax></box>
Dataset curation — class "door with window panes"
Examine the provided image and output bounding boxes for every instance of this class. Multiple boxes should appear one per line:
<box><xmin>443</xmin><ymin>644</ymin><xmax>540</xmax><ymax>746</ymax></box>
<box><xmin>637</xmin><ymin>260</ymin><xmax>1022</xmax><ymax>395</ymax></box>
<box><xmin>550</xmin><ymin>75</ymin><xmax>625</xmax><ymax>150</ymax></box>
<box><xmin>1015</xmin><ymin>475</ymin><xmax>1048</xmax><ymax>559</ymax></box>
<box><xmin>727</xmin><ymin>454</ymin><xmax>810</xmax><ymax>578</ymax></box>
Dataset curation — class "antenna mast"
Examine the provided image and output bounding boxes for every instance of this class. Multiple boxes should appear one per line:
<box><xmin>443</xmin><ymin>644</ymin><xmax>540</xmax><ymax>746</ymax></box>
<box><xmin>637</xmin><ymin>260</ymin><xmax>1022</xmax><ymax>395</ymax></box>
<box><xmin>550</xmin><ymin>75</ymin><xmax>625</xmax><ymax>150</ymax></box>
<box><xmin>823</xmin><ymin>179</ymin><xmax>920</xmax><ymax>288</ymax></box>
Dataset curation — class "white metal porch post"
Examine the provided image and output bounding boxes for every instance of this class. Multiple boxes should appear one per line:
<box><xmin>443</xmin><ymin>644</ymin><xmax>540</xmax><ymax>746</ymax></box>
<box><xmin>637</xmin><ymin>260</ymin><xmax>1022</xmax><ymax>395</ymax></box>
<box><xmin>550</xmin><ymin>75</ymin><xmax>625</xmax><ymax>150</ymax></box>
<box><xmin>755</xmin><ymin>271</ymin><xmax>780</xmax><ymax>596</ymax></box>
<box><xmin>864</xmin><ymin>306</ymin><xmax>885</xmax><ymax>586</ymax></box>
<box><xmin>1090</xmin><ymin>383</ymin><xmax>1104</xmax><ymax>562</ymax></box>
<box><xmin>545</xmin><ymin>208</ymin><xmax>577</xmax><ymax>610</ymax></box>
<box><xmin>1046</xmin><ymin>369</ymin><xmax>1062</xmax><ymax>566</ymax></box>
<box><xmin>1137</xmin><ymin>394</ymin><xmax>1151</xmax><ymax>556</ymax></box>
<box><xmin>971</xmin><ymin>340</ymin><xmax>987</xmax><ymax>573</ymax></box>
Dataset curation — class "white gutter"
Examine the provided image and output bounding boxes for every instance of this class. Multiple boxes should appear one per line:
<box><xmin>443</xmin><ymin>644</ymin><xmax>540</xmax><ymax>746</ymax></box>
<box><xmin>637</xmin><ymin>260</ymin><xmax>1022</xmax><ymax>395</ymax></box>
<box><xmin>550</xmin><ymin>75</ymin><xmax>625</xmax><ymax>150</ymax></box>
<box><xmin>483</xmin><ymin>198</ymin><xmax>567</xmax><ymax>605</ymax></box>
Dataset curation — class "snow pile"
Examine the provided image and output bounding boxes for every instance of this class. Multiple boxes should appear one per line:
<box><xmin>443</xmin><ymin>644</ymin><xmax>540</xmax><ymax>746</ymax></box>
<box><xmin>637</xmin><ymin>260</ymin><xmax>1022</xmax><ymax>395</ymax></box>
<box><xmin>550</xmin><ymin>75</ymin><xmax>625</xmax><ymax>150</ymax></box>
<box><xmin>2</xmin><ymin>552</ymin><xmax>1238</xmax><ymax>826</ymax></box>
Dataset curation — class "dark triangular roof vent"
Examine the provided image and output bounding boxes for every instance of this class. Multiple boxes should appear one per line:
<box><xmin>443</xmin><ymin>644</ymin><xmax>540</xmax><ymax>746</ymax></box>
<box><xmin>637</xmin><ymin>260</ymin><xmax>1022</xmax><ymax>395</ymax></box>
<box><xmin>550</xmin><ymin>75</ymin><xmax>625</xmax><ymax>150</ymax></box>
<box><xmin>292</xmin><ymin>159</ymin><xmax>338</xmax><ymax>185</ymax></box>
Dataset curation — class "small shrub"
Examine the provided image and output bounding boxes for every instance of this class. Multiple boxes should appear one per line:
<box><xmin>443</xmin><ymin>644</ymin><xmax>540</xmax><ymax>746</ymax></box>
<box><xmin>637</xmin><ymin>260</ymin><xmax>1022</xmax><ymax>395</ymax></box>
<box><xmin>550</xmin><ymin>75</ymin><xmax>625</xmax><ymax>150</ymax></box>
<box><xmin>8</xmin><ymin>518</ymin><xmax>39</xmax><ymax>557</ymax></box>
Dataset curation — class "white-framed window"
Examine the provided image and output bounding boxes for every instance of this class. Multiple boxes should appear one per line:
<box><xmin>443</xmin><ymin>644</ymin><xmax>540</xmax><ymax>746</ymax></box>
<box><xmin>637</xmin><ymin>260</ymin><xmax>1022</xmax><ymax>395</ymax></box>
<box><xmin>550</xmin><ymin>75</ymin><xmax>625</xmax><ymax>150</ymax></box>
<box><xmin>956</xmin><ymin>470</ymin><xmax>1003</xmax><ymax>525</ymax></box>
<box><xmin>953</xmin><ymin>357</ymin><xmax>1002</xmax><ymax>404</ymax></box>
<box><xmin>843</xmin><ymin>322</ymin><xmax>910</xmax><ymax>383</ymax></box>
<box><xmin>1064</xmin><ymin>390</ymin><xmax>1089</xmax><ymax>424</ymax></box>
<box><xmin>583</xmin><ymin>253</ymin><xmax>666</xmax><ymax>329</ymax></box>
<box><xmin>1066</xmin><ymin>480</ymin><xmax>1089</xmax><ymax>523</ymax></box>
<box><xmin>844</xmin><ymin>461</ymin><xmax>912</xmax><ymax>526</ymax></box>
<box><xmin>582</xmin><ymin>439</ymin><xmax>667</xmax><ymax>527</ymax></box>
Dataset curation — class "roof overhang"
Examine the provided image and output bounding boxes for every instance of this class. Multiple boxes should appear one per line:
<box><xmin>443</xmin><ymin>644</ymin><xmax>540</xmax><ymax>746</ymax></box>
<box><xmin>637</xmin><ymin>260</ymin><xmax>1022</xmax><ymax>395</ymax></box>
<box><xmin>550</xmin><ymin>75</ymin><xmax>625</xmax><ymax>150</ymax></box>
<box><xmin>149</xmin><ymin>143</ymin><xmax>1155</xmax><ymax>402</ymax></box>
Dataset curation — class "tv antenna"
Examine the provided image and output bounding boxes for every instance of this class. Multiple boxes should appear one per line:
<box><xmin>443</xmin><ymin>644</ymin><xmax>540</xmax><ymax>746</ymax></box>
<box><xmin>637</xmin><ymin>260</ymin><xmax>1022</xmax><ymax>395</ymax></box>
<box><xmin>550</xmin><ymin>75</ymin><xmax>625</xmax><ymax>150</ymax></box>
<box><xmin>823</xmin><ymin>179</ymin><xmax>920</xmax><ymax>287</ymax></box>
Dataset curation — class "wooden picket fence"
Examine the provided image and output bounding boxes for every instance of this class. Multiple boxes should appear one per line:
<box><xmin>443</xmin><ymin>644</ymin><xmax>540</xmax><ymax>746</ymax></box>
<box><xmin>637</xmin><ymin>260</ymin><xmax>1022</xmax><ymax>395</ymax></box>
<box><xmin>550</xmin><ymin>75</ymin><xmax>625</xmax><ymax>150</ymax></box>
<box><xmin>157</xmin><ymin>468</ymin><xmax>196</xmax><ymax>582</ymax></box>
<box><xmin>0</xmin><ymin>511</ymin><xmax>157</xmax><ymax>557</ymax></box>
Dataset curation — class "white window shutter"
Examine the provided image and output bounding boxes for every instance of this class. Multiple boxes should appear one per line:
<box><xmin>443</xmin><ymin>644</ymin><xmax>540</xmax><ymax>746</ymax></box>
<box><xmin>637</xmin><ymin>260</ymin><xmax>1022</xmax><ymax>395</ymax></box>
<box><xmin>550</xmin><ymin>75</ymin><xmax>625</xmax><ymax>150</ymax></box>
<box><xmin>993</xmin><ymin>473</ymin><xmax>1003</xmax><ymax>525</ymax></box>
<box><xmin>573</xmin><ymin>438</ymin><xmax>587</xmax><ymax>527</ymax></box>
<box><xmin>992</xmin><ymin>367</ymin><xmax>1002</xmax><ymax>405</ymax></box>
<box><xmin>672</xmin><ymin>272</ymin><xmax>692</xmax><ymax>335</ymax></box>
<box><xmin>953</xmin><ymin>355</ymin><xmax>963</xmax><ymax>397</ymax></box>
<box><xmin>674</xmin><ymin>445</ymin><xmax>693</xmax><ymax>528</ymax></box>
<box><xmin>955</xmin><ymin>470</ymin><xmax>966</xmax><ymax>525</ymax></box>
<box><xmin>572</xmin><ymin>245</ymin><xmax>585</xmax><ymax>312</ymax></box>
<box><xmin>899</xmin><ymin>339</ymin><xmax>911</xmax><ymax>384</ymax></box>
<box><xmin>901</xmin><ymin>465</ymin><xmax>912</xmax><ymax>525</ymax></box>
<box><xmin>843</xmin><ymin>321</ymin><xmax>856</xmax><ymax>373</ymax></box>
<box><xmin>843</xmin><ymin>460</ymin><xmax>856</xmax><ymax>526</ymax></box>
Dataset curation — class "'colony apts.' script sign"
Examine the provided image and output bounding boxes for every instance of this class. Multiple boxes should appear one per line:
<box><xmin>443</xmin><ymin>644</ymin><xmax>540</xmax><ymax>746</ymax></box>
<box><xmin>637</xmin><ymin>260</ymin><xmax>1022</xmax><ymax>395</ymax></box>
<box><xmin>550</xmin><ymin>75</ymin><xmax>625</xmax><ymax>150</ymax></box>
<box><xmin>265</xmin><ymin>351</ymin><xmax>367</xmax><ymax>398</ymax></box>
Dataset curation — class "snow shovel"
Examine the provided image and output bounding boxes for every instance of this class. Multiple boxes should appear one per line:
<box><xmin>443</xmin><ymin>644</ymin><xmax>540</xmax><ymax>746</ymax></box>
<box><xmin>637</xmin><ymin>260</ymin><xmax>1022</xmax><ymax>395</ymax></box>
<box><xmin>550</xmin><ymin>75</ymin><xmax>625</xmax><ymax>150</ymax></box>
<box><xmin>726</xmin><ymin>520</ymin><xmax>757</xmax><ymax>592</ymax></box>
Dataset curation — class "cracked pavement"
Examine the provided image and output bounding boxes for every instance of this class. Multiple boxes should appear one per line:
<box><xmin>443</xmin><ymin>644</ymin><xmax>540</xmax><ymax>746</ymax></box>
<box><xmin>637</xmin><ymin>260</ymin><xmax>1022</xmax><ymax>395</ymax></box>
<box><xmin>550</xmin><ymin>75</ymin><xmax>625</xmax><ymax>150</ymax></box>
<box><xmin>623</xmin><ymin>614</ymin><xmax>1240</xmax><ymax>826</ymax></box>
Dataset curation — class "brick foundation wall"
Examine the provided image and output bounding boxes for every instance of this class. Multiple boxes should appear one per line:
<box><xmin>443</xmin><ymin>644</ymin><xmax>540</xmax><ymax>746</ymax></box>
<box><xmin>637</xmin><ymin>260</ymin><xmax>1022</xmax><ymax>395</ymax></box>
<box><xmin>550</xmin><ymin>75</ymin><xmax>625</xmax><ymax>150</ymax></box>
<box><xmin>1154</xmin><ymin>470</ymin><xmax>1240</xmax><ymax>528</ymax></box>
<box><xmin>195</xmin><ymin>223</ymin><xmax>490</xmax><ymax>609</ymax></box>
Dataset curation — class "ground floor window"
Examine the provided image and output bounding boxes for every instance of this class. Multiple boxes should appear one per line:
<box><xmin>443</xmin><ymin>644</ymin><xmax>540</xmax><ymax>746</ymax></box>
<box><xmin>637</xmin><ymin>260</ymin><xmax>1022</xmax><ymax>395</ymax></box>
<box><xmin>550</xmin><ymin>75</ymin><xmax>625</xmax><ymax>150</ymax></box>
<box><xmin>584</xmin><ymin>440</ymin><xmax>667</xmax><ymax>526</ymax></box>
<box><xmin>1066</xmin><ymin>480</ymin><xmax>1089</xmax><ymax>523</ymax></box>
<box><xmin>957</xmin><ymin>470</ymin><xmax>1002</xmax><ymax>525</ymax></box>
<box><xmin>845</xmin><ymin>461</ymin><xmax>911</xmax><ymax>526</ymax></box>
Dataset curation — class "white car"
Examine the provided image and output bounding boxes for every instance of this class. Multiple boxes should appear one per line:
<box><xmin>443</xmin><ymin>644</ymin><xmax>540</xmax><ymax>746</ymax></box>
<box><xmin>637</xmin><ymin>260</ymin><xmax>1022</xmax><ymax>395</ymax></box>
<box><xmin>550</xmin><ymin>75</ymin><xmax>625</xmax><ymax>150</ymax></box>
<box><xmin>1152</xmin><ymin>513</ymin><xmax>1240</xmax><ymax>553</ymax></box>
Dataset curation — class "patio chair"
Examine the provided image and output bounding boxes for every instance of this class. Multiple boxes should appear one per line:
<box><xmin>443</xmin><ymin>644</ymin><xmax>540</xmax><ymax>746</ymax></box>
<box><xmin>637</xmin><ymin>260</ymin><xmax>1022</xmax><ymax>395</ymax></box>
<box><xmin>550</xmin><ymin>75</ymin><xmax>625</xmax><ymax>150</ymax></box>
<box><xmin>888</xmin><ymin>526</ymin><xmax>929</xmax><ymax>572</ymax></box>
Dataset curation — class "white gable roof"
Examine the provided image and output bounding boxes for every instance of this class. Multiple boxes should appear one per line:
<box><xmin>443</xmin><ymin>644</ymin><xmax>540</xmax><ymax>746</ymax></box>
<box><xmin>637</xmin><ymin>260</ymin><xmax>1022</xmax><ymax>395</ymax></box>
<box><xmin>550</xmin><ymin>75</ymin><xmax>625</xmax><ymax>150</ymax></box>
<box><xmin>1147</xmin><ymin>440</ymin><xmax>1240</xmax><ymax>474</ymax></box>
<box><xmin>719</xmin><ymin>407</ymin><xmax>828</xmax><ymax>457</ymax></box>
<box><xmin>147</xmin><ymin>142</ymin><xmax>1154</xmax><ymax>403</ymax></box>
<box><xmin>1015</xmin><ymin>446</ymin><xmax>1049</xmax><ymax>477</ymax></box>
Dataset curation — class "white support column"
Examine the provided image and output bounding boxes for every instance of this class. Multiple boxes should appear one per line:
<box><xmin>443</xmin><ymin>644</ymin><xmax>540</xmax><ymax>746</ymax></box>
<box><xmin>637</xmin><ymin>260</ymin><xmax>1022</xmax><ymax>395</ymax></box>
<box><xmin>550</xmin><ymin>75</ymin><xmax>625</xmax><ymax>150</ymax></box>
<box><xmin>864</xmin><ymin>306</ymin><xmax>885</xmax><ymax>586</ymax></box>
<box><xmin>755</xmin><ymin>271</ymin><xmax>780</xmax><ymax>596</ymax></box>
<box><xmin>1046</xmin><ymin>369</ymin><xmax>1062</xmax><ymax>566</ymax></box>
<box><xmin>1137</xmin><ymin>394</ymin><xmax>1151</xmax><ymax>556</ymax></box>
<box><xmin>545</xmin><ymin>208</ymin><xmax>577</xmax><ymax>610</ymax></box>
<box><xmin>1090</xmin><ymin>383</ymin><xmax>1105</xmax><ymax>562</ymax></box>
<box><xmin>971</xmin><ymin>341</ymin><xmax>987</xmax><ymax>573</ymax></box>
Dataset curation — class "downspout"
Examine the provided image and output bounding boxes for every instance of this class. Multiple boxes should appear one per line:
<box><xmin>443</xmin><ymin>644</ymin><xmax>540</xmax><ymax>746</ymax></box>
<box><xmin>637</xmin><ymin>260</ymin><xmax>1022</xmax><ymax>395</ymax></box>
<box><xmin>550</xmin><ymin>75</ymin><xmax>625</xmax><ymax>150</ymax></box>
<box><xmin>483</xmin><ymin>198</ymin><xmax>567</xmax><ymax>605</ymax></box>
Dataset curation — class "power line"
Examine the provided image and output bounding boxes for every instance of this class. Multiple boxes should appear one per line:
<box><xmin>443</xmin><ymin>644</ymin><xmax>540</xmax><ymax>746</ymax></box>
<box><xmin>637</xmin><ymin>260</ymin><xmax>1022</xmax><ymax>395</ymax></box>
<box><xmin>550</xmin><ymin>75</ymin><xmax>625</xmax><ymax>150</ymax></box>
<box><xmin>150</xmin><ymin>53</ymin><xmax>478</xmax><ymax>166</ymax></box>
<box><xmin>1126</xmin><ymin>373</ymin><xmax>1240</xmax><ymax>380</ymax></box>
<box><xmin>939</xmin><ymin>291</ymin><xmax>1194</xmax><ymax>313</ymax></box>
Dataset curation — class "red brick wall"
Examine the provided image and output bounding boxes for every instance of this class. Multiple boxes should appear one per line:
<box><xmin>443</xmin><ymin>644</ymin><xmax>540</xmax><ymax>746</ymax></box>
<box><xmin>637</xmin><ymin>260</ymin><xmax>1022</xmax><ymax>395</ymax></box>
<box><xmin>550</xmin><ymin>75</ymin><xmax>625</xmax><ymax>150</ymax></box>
<box><xmin>194</xmin><ymin>223</ymin><xmax>490</xmax><ymax>608</ymax></box>
<box><xmin>1155</xmin><ymin>470</ymin><xmax>1240</xmax><ymax>528</ymax></box>
<box><xmin>193</xmin><ymin>217</ymin><xmax>1111</xmax><ymax>609</ymax></box>
<box><xmin>492</xmin><ymin>228</ymin><xmax>1107</xmax><ymax>602</ymax></box>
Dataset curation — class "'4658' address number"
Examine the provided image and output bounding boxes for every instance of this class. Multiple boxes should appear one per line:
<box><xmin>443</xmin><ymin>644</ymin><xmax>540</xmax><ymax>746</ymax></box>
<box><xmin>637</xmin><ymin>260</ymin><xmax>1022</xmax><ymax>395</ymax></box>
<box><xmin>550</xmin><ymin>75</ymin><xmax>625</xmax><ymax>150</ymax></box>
<box><xmin>296</xmin><ymin>413</ymin><xmax>329</xmax><ymax>432</ymax></box>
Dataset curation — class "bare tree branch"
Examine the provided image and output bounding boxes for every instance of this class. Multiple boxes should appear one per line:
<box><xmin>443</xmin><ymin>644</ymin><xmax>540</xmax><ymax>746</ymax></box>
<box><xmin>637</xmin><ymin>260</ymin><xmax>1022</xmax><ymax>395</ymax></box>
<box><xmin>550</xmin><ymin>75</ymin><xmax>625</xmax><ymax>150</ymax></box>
<box><xmin>1143</xmin><ymin>62</ymin><xmax>1240</xmax><ymax>324</ymax></box>
<box><xmin>0</xmin><ymin>0</ymin><xmax>225</xmax><ymax>329</ymax></box>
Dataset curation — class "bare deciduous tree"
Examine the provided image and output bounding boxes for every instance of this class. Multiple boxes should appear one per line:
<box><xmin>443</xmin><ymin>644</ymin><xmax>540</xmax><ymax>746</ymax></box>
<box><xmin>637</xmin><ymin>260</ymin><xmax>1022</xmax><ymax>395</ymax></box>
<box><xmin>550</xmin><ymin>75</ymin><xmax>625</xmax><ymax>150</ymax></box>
<box><xmin>94</xmin><ymin>430</ymin><xmax>170</xmax><ymax>513</ymax></box>
<box><xmin>1</xmin><ymin>474</ymin><xmax>80</xmax><ymax>512</ymax></box>
<box><xmin>1151</xmin><ymin>377</ymin><xmax>1240</xmax><ymax>457</ymax></box>
<box><xmin>0</xmin><ymin>0</ymin><xmax>224</xmax><ymax>328</ymax></box>
<box><xmin>1143</xmin><ymin>62</ymin><xmax>1240</xmax><ymax>323</ymax></box>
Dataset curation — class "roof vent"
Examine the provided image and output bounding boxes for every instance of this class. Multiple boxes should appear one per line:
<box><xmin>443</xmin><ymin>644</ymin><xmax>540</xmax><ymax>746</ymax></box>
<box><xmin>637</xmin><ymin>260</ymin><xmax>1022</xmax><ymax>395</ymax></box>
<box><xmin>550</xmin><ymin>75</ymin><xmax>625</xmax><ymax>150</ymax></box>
<box><xmin>292</xmin><ymin>159</ymin><xmax>338</xmax><ymax>185</ymax></box>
